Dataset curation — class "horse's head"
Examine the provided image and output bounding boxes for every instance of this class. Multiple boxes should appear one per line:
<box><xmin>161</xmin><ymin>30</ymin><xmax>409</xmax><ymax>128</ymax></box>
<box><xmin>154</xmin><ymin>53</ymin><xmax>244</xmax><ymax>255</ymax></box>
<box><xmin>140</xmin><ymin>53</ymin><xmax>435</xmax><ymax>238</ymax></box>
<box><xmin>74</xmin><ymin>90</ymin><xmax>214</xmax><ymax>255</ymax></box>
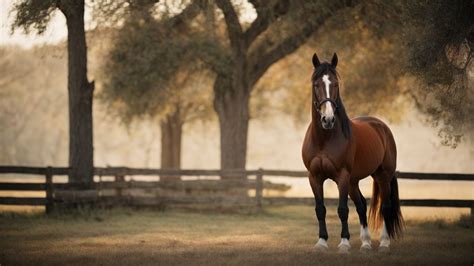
<box><xmin>311</xmin><ymin>53</ymin><xmax>339</xmax><ymax>130</ymax></box>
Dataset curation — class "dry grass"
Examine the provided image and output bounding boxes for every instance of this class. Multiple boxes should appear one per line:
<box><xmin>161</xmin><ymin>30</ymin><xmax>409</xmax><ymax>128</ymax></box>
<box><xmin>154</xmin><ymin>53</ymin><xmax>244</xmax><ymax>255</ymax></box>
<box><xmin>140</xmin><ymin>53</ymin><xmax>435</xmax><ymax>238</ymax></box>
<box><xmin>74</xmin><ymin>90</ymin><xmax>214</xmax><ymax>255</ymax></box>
<box><xmin>0</xmin><ymin>206</ymin><xmax>473</xmax><ymax>265</ymax></box>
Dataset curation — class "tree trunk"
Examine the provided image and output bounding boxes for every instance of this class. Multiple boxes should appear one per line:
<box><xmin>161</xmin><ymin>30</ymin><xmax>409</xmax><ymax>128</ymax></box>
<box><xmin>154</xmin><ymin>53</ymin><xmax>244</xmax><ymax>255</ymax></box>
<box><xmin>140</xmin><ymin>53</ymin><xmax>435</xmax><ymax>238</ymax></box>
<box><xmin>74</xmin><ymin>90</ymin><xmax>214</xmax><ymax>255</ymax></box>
<box><xmin>213</xmin><ymin>75</ymin><xmax>250</xmax><ymax>177</ymax></box>
<box><xmin>60</xmin><ymin>0</ymin><xmax>94</xmax><ymax>186</ymax></box>
<box><xmin>160</xmin><ymin>108</ymin><xmax>183</xmax><ymax>180</ymax></box>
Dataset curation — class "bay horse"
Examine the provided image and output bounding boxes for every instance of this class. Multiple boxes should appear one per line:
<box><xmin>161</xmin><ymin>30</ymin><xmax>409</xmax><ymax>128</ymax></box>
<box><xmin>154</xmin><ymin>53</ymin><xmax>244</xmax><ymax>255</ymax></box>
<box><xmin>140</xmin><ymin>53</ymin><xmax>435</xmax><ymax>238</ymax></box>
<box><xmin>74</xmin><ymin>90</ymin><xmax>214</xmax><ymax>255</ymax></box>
<box><xmin>302</xmin><ymin>53</ymin><xmax>403</xmax><ymax>253</ymax></box>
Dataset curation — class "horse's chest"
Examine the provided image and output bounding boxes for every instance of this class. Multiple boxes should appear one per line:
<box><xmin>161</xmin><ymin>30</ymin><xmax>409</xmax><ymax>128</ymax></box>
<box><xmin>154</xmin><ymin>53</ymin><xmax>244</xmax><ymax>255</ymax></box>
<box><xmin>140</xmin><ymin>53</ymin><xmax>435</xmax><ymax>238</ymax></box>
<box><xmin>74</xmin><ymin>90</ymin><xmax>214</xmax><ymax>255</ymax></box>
<box><xmin>302</xmin><ymin>126</ymin><xmax>351</xmax><ymax>179</ymax></box>
<box><xmin>309</xmin><ymin>153</ymin><xmax>343</xmax><ymax>179</ymax></box>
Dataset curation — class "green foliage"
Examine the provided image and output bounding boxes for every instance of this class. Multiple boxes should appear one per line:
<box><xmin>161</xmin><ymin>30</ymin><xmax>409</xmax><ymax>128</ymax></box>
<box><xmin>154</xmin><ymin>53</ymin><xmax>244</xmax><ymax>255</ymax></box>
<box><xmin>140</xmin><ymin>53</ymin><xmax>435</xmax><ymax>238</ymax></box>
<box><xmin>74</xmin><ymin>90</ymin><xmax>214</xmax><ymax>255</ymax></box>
<box><xmin>11</xmin><ymin>0</ymin><xmax>58</xmax><ymax>34</ymax></box>
<box><xmin>99</xmin><ymin>14</ymin><xmax>215</xmax><ymax>123</ymax></box>
<box><xmin>401</xmin><ymin>0</ymin><xmax>472</xmax><ymax>85</ymax></box>
<box><xmin>358</xmin><ymin>0</ymin><xmax>473</xmax><ymax>147</ymax></box>
<box><xmin>397</xmin><ymin>1</ymin><xmax>473</xmax><ymax>147</ymax></box>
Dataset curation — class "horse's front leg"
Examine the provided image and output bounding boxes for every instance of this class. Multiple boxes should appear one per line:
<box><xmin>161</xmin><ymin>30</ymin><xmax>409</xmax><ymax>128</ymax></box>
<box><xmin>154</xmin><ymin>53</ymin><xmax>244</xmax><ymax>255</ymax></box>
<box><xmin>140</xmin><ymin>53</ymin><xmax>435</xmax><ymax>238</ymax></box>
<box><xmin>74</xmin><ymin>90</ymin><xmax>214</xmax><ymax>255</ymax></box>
<box><xmin>309</xmin><ymin>174</ymin><xmax>328</xmax><ymax>251</ymax></box>
<box><xmin>349</xmin><ymin>184</ymin><xmax>372</xmax><ymax>251</ymax></box>
<box><xmin>337</xmin><ymin>171</ymin><xmax>351</xmax><ymax>253</ymax></box>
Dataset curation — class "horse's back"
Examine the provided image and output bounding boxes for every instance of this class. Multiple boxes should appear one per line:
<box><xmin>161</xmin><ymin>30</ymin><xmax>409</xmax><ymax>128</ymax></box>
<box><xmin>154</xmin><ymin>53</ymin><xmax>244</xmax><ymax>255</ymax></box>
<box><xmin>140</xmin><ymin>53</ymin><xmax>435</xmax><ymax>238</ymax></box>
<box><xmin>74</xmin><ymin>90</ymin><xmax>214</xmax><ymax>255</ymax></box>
<box><xmin>350</xmin><ymin>116</ymin><xmax>397</xmax><ymax>179</ymax></box>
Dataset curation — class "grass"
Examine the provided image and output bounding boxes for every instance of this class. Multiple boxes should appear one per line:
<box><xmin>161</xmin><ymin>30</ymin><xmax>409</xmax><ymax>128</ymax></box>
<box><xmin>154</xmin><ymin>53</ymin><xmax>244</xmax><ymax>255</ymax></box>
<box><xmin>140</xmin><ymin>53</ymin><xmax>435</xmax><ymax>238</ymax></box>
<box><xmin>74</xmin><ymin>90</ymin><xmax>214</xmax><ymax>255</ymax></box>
<box><xmin>0</xmin><ymin>206</ymin><xmax>473</xmax><ymax>265</ymax></box>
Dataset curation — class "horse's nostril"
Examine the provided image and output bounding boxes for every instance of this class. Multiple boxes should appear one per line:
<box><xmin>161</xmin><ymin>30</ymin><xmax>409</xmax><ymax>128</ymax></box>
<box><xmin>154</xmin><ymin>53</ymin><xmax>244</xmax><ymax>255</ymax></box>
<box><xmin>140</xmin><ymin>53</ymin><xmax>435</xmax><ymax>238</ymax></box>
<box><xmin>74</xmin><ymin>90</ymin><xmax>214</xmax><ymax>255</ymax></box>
<box><xmin>331</xmin><ymin>117</ymin><xmax>335</xmax><ymax>123</ymax></box>
<box><xmin>322</xmin><ymin>117</ymin><xmax>327</xmax><ymax>123</ymax></box>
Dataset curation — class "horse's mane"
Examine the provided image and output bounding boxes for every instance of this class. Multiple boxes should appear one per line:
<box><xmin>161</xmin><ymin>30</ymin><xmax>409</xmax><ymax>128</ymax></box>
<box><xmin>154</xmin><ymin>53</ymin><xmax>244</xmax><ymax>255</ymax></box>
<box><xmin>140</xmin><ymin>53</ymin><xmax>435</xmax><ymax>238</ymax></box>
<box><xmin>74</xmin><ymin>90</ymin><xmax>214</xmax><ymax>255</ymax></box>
<box><xmin>312</xmin><ymin>63</ymin><xmax>352</xmax><ymax>139</ymax></box>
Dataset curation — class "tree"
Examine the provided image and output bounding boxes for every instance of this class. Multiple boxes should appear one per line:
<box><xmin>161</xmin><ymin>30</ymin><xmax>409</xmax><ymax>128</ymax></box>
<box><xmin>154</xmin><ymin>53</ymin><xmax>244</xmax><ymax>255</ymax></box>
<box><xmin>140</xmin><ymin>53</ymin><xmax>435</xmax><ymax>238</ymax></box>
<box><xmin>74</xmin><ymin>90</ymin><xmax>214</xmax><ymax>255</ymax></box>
<box><xmin>207</xmin><ymin>0</ymin><xmax>358</xmax><ymax>171</ymax></box>
<box><xmin>12</xmin><ymin>0</ymin><xmax>94</xmax><ymax>184</ymax></box>
<box><xmin>354</xmin><ymin>0</ymin><xmax>474</xmax><ymax>148</ymax></box>
<box><xmin>157</xmin><ymin>72</ymin><xmax>213</xmax><ymax>170</ymax></box>
<box><xmin>98</xmin><ymin>1</ymin><xmax>214</xmax><ymax>170</ymax></box>
<box><xmin>396</xmin><ymin>0</ymin><xmax>473</xmax><ymax>147</ymax></box>
<box><xmin>354</xmin><ymin>0</ymin><xmax>474</xmax><ymax>147</ymax></box>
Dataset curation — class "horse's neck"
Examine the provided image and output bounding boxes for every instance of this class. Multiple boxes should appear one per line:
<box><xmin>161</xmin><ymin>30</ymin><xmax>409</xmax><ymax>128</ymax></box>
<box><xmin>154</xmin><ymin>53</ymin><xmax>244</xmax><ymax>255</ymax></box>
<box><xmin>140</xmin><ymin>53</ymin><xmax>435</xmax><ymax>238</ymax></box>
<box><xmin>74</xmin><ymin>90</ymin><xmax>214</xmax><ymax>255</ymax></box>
<box><xmin>311</xmin><ymin>113</ymin><xmax>345</xmax><ymax>147</ymax></box>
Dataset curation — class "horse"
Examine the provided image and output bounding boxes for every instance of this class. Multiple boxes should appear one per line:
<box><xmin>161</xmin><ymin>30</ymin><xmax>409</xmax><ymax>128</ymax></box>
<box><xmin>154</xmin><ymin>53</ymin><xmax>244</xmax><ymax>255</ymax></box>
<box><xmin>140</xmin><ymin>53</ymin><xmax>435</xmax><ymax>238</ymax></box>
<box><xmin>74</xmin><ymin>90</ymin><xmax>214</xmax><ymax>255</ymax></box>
<box><xmin>301</xmin><ymin>53</ymin><xmax>403</xmax><ymax>253</ymax></box>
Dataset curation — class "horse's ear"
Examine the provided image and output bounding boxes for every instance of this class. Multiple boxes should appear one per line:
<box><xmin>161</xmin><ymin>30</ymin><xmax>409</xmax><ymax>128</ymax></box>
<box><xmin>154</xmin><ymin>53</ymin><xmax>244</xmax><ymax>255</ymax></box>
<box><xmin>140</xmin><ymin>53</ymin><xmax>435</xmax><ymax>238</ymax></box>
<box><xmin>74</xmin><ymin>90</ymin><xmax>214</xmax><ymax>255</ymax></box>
<box><xmin>312</xmin><ymin>53</ymin><xmax>321</xmax><ymax>68</ymax></box>
<box><xmin>331</xmin><ymin>53</ymin><xmax>338</xmax><ymax>68</ymax></box>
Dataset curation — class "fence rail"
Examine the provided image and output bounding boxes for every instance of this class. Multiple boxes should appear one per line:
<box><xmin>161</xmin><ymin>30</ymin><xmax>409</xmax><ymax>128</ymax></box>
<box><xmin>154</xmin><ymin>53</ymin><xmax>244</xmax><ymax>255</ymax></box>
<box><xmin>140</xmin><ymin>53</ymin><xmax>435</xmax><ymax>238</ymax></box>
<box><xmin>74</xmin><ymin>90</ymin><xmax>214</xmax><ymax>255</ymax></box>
<box><xmin>1</xmin><ymin>166</ymin><xmax>474</xmax><ymax>180</ymax></box>
<box><xmin>0</xmin><ymin>166</ymin><xmax>473</xmax><ymax>215</ymax></box>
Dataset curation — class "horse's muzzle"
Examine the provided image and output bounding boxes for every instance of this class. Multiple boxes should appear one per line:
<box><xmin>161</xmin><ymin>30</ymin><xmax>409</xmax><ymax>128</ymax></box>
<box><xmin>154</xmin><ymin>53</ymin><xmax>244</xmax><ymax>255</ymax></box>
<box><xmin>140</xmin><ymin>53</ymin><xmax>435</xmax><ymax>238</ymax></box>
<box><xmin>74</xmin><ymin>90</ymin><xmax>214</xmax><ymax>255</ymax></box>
<box><xmin>321</xmin><ymin>116</ymin><xmax>335</xmax><ymax>129</ymax></box>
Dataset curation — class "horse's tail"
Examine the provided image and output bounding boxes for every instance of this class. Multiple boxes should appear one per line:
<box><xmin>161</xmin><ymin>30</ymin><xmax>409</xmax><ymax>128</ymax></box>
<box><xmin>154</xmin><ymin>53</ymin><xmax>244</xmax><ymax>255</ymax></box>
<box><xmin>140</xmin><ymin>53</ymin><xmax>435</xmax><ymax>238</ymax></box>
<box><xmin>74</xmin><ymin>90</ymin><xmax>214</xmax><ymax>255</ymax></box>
<box><xmin>368</xmin><ymin>178</ymin><xmax>383</xmax><ymax>231</ymax></box>
<box><xmin>369</xmin><ymin>175</ymin><xmax>404</xmax><ymax>239</ymax></box>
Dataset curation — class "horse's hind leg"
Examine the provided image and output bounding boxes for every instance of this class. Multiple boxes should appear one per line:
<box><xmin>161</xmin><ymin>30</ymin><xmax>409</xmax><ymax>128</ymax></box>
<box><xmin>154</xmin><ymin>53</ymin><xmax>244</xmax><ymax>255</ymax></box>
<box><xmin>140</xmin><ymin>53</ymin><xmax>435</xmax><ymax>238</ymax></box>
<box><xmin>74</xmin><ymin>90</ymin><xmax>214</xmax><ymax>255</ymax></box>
<box><xmin>377</xmin><ymin>179</ymin><xmax>391</xmax><ymax>251</ymax></box>
<box><xmin>349</xmin><ymin>183</ymin><xmax>372</xmax><ymax>251</ymax></box>
<box><xmin>309</xmin><ymin>174</ymin><xmax>328</xmax><ymax>251</ymax></box>
<box><xmin>372</xmin><ymin>170</ymin><xmax>394</xmax><ymax>252</ymax></box>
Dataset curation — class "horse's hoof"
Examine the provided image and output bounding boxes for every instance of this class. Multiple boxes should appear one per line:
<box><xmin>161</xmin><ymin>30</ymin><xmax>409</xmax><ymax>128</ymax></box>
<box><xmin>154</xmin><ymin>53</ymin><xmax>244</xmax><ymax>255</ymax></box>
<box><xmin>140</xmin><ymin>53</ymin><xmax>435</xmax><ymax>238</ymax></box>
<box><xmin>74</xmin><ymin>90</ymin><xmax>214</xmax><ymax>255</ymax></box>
<box><xmin>314</xmin><ymin>238</ymin><xmax>329</xmax><ymax>252</ymax></box>
<box><xmin>360</xmin><ymin>243</ymin><xmax>372</xmax><ymax>253</ymax></box>
<box><xmin>378</xmin><ymin>245</ymin><xmax>390</xmax><ymax>253</ymax></box>
<box><xmin>338</xmin><ymin>245</ymin><xmax>350</xmax><ymax>254</ymax></box>
<box><xmin>337</xmin><ymin>239</ymin><xmax>351</xmax><ymax>254</ymax></box>
<box><xmin>314</xmin><ymin>244</ymin><xmax>329</xmax><ymax>252</ymax></box>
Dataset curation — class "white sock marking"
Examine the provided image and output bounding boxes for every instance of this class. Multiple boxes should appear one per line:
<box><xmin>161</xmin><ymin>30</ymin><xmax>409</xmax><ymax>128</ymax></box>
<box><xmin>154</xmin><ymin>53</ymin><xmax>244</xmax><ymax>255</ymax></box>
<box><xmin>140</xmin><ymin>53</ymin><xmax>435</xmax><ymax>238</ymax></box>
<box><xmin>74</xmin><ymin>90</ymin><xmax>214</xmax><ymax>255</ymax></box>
<box><xmin>338</xmin><ymin>238</ymin><xmax>351</xmax><ymax>248</ymax></box>
<box><xmin>316</xmin><ymin>238</ymin><xmax>328</xmax><ymax>248</ymax></box>
<box><xmin>360</xmin><ymin>226</ymin><xmax>372</xmax><ymax>248</ymax></box>
<box><xmin>380</xmin><ymin>222</ymin><xmax>390</xmax><ymax>247</ymax></box>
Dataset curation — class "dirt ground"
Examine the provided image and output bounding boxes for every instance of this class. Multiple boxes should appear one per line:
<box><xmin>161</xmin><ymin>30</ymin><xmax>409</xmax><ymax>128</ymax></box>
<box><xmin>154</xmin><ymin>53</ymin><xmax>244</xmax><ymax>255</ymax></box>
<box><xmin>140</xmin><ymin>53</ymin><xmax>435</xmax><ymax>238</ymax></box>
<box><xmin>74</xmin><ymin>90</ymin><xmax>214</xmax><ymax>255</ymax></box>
<box><xmin>0</xmin><ymin>206</ymin><xmax>472</xmax><ymax>265</ymax></box>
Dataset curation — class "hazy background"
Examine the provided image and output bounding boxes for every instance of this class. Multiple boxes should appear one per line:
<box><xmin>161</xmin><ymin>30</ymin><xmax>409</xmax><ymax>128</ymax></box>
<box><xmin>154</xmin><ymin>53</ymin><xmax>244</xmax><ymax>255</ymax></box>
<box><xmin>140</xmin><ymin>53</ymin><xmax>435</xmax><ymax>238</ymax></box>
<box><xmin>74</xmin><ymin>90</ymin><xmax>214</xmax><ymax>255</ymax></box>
<box><xmin>1</xmin><ymin>0</ymin><xmax>472</xmax><ymax>217</ymax></box>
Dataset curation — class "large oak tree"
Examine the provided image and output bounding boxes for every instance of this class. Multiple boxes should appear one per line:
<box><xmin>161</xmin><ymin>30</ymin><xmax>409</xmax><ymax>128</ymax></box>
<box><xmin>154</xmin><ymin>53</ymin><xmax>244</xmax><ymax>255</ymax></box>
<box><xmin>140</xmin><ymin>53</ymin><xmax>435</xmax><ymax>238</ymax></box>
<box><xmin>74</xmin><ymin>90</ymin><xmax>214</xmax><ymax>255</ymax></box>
<box><xmin>209</xmin><ymin>0</ymin><xmax>358</xmax><ymax>171</ymax></box>
<box><xmin>12</xmin><ymin>0</ymin><xmax>94</xmax><ymax>185</ymax></box>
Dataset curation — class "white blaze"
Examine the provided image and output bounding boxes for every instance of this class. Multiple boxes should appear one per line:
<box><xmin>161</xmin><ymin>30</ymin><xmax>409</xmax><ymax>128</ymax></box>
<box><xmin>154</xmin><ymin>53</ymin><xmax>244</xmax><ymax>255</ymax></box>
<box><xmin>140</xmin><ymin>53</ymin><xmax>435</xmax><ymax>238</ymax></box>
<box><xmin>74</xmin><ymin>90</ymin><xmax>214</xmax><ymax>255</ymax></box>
<box><xmin>322</xmin><ymin>74</ymin><xmax>331</xmax><ymax>98</ymax></box>
<box><xmin>321</xmin><ymin>74</ymin><xmax>334</xmax><ymax>117</ymax></box>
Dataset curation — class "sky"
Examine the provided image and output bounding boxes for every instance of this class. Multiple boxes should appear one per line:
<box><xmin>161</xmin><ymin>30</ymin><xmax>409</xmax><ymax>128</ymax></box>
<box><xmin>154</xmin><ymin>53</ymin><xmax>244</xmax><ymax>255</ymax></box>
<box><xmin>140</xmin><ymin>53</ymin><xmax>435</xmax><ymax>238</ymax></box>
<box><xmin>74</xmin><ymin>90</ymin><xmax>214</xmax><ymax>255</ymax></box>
<box><xmin>1</xmin><ymin>1</ymin><xmax>65</xmax><ymax>48</ymax></box>
<box><xmin>0</xmin><ymin>0</ymin><xmax>256</xmax><ymax>48</ymax></box>
<box><xmin>0</xmin><ymin>0</ymin><xmax>95</xmax><ymax>48</ymax></box>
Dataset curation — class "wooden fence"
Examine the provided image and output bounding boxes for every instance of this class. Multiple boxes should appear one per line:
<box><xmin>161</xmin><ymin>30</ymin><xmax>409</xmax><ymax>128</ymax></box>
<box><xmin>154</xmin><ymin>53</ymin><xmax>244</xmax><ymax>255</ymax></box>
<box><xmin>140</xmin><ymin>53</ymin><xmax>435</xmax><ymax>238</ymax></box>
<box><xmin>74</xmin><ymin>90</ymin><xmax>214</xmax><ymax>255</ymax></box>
<box><xmin>0</xmin><ymin>166</ymin><xmax>473</xmax><ymax>215</ymax></box>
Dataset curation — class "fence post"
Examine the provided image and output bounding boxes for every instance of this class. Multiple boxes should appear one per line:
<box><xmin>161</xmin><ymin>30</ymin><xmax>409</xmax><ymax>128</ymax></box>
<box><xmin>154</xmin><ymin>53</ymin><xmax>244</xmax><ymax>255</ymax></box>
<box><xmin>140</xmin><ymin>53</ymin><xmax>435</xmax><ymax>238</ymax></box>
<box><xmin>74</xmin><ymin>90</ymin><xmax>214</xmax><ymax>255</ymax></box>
<box><xmin>256</xmin><ymin>168</ymin><xmax>263</xmax><ymax>212</ymax></box>
<box><xmin>115</xmin><ymin>175</ymin><xmax>124</xmax><ymax>203</ymax></box>
<box><xmin>127</xmin><ymin>176</ymin><xmax>132</xmax><ymax>205</ymax></box>
<box><xmin>45</xmin><ymin>166</ymin><xmax>53</xmax><ymax>214</ymax></box>
<box><xmin>98</xmin><ymin>174</ymin><xmax>102</xmax><ymax>197</ymax></box>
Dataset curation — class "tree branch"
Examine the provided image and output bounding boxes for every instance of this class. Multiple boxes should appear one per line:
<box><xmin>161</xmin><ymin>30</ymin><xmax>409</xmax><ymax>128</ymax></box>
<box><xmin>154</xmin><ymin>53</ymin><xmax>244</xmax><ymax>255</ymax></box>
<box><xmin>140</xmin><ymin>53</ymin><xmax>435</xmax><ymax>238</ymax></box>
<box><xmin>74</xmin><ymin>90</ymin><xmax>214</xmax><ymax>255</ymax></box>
<box><xmin>244</xmin><ymin>0</ymin><xmax>290</xmax><ymax>48</ymax></box>
<box><xmin>11</xmin><ymin>0</ymin><xmax>58</xmax><ymax>34</ymax></box>
<box><xmin>248</xmin><ymin>0</ymin><xmax>357</xmax><ymax>87</ymax></box>
<box><xmin>215</xmin><ymin>0</ymin><xmax>244</xmax><ymax>56</ymax></box>
<box><xmin>192</xmin><ymin>33</ymin><xmax>233</xmax><ymax>76</ymax></box>
<box><xmin>248</xmin><ymin>25</ymin><xmax>313</xmax><ymax>87</ymax></box>
<box><xmin>58</xmin><ymin>0</ymin><xmax>84</xmax><ymax>18</ymax></box>
<box><xmin>166</xmin><ymin>0</ymin><xmax>208</xmax><ymax>30</ymax></box>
